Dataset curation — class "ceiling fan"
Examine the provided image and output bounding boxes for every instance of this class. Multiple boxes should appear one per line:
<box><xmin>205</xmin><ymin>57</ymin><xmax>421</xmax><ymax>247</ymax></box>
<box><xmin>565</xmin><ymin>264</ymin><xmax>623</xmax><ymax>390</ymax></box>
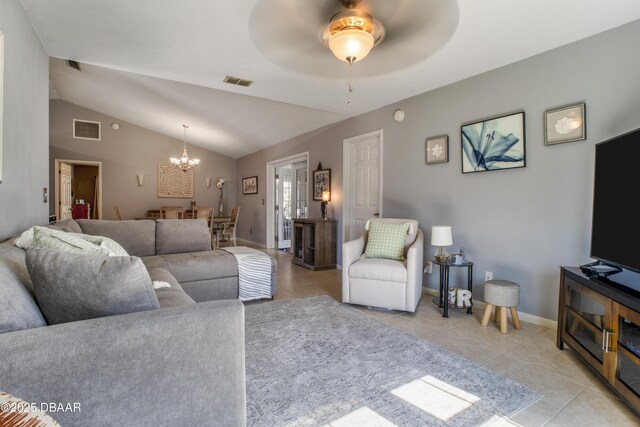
<box><xmin>249</xmin><ymin>0</ymin><xmax>459</xmax><ymax>78</ymax></box>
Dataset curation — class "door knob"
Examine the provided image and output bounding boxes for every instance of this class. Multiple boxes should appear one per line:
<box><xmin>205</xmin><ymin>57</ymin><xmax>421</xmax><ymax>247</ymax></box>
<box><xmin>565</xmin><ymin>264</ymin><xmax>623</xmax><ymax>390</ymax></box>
<box><xmin>373</xmin><ymin>212</ymin><xmax>380</xmax><ymax>217</ymax></box>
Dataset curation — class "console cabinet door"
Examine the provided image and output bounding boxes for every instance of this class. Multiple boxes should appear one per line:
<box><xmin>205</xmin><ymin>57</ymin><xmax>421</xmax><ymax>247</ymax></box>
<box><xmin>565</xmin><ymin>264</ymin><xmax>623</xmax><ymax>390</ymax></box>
<box><xmin>561</xmin><ymin>276</ymin><xmax>615</xmax><ymax>379</ymax></box>
<box><xmin>613</xmin><ymin>304</ymin><xmax>640</xmax><ymax>408</ymax></box>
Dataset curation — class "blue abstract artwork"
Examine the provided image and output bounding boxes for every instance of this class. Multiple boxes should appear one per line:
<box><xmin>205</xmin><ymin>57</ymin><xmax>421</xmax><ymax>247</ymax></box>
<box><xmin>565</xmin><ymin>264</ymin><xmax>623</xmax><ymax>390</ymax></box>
<box><xmin>461</xmin><ymin>112</ymin><xmax>526</xmax><ymax>173</ymax></box>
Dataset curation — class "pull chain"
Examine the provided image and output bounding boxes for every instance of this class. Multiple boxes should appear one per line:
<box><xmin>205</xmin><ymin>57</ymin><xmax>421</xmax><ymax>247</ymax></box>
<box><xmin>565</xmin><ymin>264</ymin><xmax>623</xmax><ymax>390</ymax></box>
<box><xmin>347</xmin><ymin>60</ymin><xmax>353</xmax><ymax>106</ymax></box>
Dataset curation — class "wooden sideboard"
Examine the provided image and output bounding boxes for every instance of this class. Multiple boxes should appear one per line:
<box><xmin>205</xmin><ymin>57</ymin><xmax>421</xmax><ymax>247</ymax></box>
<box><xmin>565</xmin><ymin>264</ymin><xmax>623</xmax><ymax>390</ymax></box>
<box><xmin>557</xmin><ymin>267</ymin><xmax>640</xmax><ymax>415</ymax></box>
<box><xmin>292</xmin><ymin>218</ymin><xmax>336</xmax><ymax>271</ymax></box>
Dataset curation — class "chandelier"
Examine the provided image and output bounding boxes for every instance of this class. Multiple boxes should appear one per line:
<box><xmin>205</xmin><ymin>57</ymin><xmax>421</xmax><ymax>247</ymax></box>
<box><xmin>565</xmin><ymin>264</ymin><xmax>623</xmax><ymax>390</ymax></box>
<box><xmin>170</xmin><ymin>124</ymin><xmax>200</xmax><ymax>172</ymax></box>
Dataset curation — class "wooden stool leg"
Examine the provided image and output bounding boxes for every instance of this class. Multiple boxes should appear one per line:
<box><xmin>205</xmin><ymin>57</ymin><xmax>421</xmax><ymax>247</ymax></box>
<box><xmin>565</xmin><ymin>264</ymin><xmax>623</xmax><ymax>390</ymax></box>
<box><xmin>481</xmin><ymin>304</ymin><xmax>494</xmax><ymax>327</ymax></box>
<box><xmin>500</xmin><ymin>306</ymin><xmax>508</xmax><ymax>333</ymax></box>
<box><xmin>494</xmin><ymin>306</ymin><xmax>500</xmax><ymax>323</ymax></box>
<box><xmin>510</xmin><ymin>306</ymin><xmax>521</xmax><ymax>330</ymax></box>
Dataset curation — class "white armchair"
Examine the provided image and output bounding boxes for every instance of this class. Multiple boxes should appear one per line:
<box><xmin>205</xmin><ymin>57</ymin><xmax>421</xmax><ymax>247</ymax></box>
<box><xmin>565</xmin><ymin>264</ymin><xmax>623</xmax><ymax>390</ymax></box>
<box><xmin>342</xmin><ymin>218</ymin><xmax>424</xmax><ymax>312</ymax></box>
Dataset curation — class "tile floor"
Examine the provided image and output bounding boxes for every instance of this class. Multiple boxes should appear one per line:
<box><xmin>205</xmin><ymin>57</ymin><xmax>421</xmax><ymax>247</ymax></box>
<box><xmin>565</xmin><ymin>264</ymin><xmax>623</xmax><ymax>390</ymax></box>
<box><xmin>247</xmin><ymin>247</ymin><xmax>639</xmax><ymax>426</ymax></box>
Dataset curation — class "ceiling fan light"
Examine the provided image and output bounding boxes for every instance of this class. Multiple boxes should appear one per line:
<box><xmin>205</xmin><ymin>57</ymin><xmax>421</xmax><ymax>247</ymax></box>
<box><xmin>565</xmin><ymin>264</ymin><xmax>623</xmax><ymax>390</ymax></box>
<box><xmin>328</xmin><ymin>29</ymin><xmax>374</xmax><ymax>63</ymax></box>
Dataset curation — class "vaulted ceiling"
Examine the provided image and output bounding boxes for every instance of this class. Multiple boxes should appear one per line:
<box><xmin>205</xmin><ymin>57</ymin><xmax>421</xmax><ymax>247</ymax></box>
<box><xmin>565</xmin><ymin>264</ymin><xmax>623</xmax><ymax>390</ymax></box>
<box><xmin>21</xmin><ymin>0</ymin><xmax>640</xmax><ymax>158</ymax></box>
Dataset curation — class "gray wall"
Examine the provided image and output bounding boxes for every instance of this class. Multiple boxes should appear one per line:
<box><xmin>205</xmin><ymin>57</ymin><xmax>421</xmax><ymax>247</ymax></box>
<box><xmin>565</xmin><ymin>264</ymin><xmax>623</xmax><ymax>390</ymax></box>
<box><xmin>49</xmin><ymin>100</ymin><xmax>237</xmax><ymax>220</ymax></box>
<box><xmin>0</xmin><ymin>0</ymin><xmax>49</xmax><ymax>240</ymax></box>
<box><xmin>237</xmin><ymin>20</ymin><xmax>640</xmax><ymax>320</ymax></box>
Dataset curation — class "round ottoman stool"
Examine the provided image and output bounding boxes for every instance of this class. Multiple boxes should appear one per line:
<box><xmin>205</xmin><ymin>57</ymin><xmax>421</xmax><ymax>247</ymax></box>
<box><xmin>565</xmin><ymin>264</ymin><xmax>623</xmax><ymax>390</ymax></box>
<box><xmin>481</xmin><ymin>279</ymin><xmax>521</xmax><ymax>334</ymax></box>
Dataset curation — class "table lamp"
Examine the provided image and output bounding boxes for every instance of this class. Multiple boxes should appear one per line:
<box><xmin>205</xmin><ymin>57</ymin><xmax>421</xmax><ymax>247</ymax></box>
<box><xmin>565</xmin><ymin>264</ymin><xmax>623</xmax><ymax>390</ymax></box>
<box><xmin>431</xmin><ymin>225</ymin><xmax>452</xmax><ymax>263</ymax></box>
<box><xmin>321</xmin><ymin>191</ymin><xmax>330</xmax><ymax>220</ymax></box>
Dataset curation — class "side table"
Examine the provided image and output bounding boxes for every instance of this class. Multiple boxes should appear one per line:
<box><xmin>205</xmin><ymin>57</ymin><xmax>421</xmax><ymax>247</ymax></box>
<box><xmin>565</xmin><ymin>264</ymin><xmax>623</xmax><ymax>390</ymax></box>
<box><xmin>434</xmin><ymin>259</ymin><xmax>474</xmax><ymax>318</ymax></box>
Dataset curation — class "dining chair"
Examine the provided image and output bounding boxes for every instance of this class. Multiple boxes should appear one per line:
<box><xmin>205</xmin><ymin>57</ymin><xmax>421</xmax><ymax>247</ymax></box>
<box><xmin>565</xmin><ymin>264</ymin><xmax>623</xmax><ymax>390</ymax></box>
<box><xmin>160</xmin><ymin>206</ymin><xmax>185</xmax><ymax>219</ymax></box>
<box><xmin>112</xmin><ymin>205</ymin><xmax>122</xmax><ymax>221</ymax></box>
<box><xmin>216</xmin><ymin>206</ymin><xmax>240</xmax><ymax>248</ymax></box>
<box><xmin>192</xmin><ymin>206</ymin><xmax>214</xmax><ymax>238</ymax></box>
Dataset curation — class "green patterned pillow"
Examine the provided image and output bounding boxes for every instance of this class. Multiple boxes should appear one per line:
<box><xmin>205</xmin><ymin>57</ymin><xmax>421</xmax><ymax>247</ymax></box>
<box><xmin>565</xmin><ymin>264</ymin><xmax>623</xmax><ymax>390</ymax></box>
<box><xmin>71</xmin><ymin>233</ymin><xmax>129</xmax><ymax>256</ymax></box>
<box><xmin>363</xmin><ymin>220</ymin><xmax>410</xmax><ymax>261</ymax></box>
<box><xmin>32</xmin><ymin>226</ymin><xmax>110</xmax><ymax>256</ymax></box>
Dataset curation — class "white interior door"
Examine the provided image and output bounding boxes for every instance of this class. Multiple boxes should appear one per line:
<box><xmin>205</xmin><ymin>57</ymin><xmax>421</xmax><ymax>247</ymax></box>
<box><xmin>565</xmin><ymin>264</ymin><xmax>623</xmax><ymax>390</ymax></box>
<box><xmin>344</xmin><ymin>130</ymin><xmax>383</xmax><ymax>241</ymax></box>
<box><xmin>277</xmin><ymin>166</ymin><xmax>293</xmax><ymax>249</ymax></box>
<box><xmin>59</xmin><ymin>162</ymin><xmax>73</xmax><ymax>220</ymax></box>
<box><xmin>293</xmin><ymin>162</ymin><xmax>308</xmax><ymax>218</ymax></box>
<box><xmin>266</xmin><ymin>152</ymin><xmax>309</xmax><ymax>249</ymax></box>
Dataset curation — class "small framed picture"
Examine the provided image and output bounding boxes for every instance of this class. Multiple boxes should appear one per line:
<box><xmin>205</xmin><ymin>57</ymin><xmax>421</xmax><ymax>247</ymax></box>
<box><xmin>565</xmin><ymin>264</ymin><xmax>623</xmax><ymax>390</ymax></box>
<box><xmin>544</xmin><ymin>103</ymin><xmax>586</xmax><ymax>145</ymax></box>
<box><xmin>242</xmin><ymin>176</ymin><xmax>258</xmax><ymax>195</ymax></box>
<box><xmin>312</xmin><ymin>168</ymin><xmax>331</xmax><ymax>201</ymax></box>
<box><xmin>425</xmin><ymin>135</ymin><xmax>449</xmax><ymax>165</ymax></box>
<box><xmin>461</xmin><ymin>111</ymin><xmax>526</xmax><ymax>174</ymax></box>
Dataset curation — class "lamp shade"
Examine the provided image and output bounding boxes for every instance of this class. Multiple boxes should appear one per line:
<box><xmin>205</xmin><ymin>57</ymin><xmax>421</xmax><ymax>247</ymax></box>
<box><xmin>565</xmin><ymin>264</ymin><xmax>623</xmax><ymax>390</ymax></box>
<box><xmin>431</xmin><ymin>225</ymin><xmax>452</xmax><ymax>246</ymax></box>
<box><xmin>328</xmin><ymin>29</ymin><xmax>374</xmax><ymax>63</ymax></box>
<box><xmin>322</xmin><ymin>191</ymin><xmax>331</xmax><ymax>202</ymax></box>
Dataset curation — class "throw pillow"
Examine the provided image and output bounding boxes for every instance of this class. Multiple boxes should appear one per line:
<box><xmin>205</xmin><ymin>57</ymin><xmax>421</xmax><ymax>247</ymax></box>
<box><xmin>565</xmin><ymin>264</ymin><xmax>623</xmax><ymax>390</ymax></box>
<box><xmin>26</xmin><ymin>248</ymin><xmax>160</xmax><ymax>325</ymax></box>
<box><xmin>363</xmin><ymin>220</ymin><xmax>410</xmax><ymax>261</ymax></box>
<box><xmin>31</xmin><ymin>226</ymin><xmax>110</xmax><ymax>256</ymax></box>
<box><xmin>72</xmin><ymin>233</ymin><xmax>129</xmax><ymax>256</ymax></box>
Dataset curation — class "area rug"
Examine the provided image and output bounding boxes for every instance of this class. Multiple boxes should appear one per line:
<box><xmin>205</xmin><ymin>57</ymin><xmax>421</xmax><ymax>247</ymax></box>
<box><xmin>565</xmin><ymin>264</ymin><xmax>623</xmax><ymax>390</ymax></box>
<box><xmin>245</xmin><ymin>295</ymin><xmax>542</xmax><ymax>427</ymax></box>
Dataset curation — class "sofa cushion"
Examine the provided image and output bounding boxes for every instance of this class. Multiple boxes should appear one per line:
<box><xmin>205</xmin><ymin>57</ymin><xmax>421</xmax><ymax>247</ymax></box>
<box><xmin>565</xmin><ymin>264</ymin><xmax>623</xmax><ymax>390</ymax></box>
<box><xmin>0</xmin><ymin>257</ymin><xmax>47</xmax><ymax>333</ymax></box>
<box><xmin>77</xmin><ymin>219</ymin><xmax>156</xmax><ymax>256</ymax></box>
<box><xmin>349</xmin><ymin>258</ymin><xmax>408</xmax><ymax>283</ymax></box>
<box><xmin>363</xmin><ymin>220</ymin><xmax>410</xmax><ymax>261</ymax></box>
<box><xmin>142</xmin><ymin>250</ymin><xmax>238</xmax><ymax>284</ymax></box>
<box><xmin>147</xmin><ymin>267</ymin><xmax>196</xmax><ymax>308</ymax></box>
<box><xmin>26</xmin><ymin>248</ymin><xmax>160</xmax><ymax>325</ymax></box>
<box><xmin>155</xmin><ymin>219</ymin><xmax>212</xmax><ymax>255</ymax></box>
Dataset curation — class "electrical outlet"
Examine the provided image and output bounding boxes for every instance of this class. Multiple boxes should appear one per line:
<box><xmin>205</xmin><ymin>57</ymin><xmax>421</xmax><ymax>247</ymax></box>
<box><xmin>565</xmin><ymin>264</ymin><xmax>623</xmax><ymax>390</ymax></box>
<box><xmin>424</xmin><ymin>261</ymin><xmax>433</xmax><ymax>274</ymax></box>
<box><xmin>485</xmin><ymin>271</ymin><xmax>493</xmax><ymax>281</ymax></box>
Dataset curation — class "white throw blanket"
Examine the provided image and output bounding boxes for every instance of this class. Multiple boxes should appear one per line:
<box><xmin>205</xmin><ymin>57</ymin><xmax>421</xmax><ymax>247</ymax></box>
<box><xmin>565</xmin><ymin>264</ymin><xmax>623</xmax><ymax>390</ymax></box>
<box><xmin>222</xmin><ymin>246</ymin><xmax>272</xmax><ymax>301</ymax></box>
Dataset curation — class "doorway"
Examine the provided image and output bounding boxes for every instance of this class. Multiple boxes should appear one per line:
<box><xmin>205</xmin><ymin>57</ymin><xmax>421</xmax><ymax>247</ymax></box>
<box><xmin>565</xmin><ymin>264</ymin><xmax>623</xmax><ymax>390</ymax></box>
<box><xmin>54</xmin><ymin>159</ymin><xmax>103</xmax><ymax>221</ymax></box>
<box><xmin>342</xmin><ymin>129</ymin><xmax>383</xmax><ymax>243</ymax></box>
<box><xmin>266</xmin><ymin>152</ymin><xmax>309</xmax><ymax>250</ymax></box>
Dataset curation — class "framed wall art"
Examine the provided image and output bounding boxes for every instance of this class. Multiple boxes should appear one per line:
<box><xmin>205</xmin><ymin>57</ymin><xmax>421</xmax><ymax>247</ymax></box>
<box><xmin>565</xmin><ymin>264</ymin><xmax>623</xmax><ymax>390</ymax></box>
<box><xmin>425</xmin><ymin>135</ymin><xmax>449</xmax><ymax>165</ymax></box>
<box><xmin>242</xmin><ymin>176</ymin><xmax>258</xmax><ymax>194</ymax></box>
<box><xmin>157</xmin><ymin>163</ymin><xmax>194</xmax><ymax>198</ymax></box>
<box><xmin>544</xmin><ymin>103</ymin><xmax>586</xmax><ymax>145</ymax></box>
<box><xmin>461</xmin><ymin>111</ymin><xmax>526</xmax><ymax>174</ymax></box>
<box><xmin>313</xmin><ymin>167</ymin><xmax>331</xmax><ymax>201</ymax></box>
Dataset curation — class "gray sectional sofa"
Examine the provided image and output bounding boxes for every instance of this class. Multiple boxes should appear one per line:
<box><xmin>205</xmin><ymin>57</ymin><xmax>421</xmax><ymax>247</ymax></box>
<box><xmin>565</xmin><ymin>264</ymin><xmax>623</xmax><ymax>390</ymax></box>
<box><xmin>0</xmin><ymin>218</ymin><xmax>273</xmax><ymax>426</ymax></box>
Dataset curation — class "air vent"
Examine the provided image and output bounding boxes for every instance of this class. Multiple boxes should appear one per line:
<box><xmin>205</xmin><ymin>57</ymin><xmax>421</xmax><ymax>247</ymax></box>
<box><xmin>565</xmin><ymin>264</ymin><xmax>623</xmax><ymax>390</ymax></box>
<box><xmin>73</xmin><ymin>119</ymin><xmax>101</xmax><ymax>141</ymax></box>
<box><xmin>66</xmin><ymin>60</ymin><xmax>81</xmax><ymax>71</ymax></box>
<box><xmin>223</xmin><ymin>75</ymin><xmax>254</xmax><ymax>87</ymax></box>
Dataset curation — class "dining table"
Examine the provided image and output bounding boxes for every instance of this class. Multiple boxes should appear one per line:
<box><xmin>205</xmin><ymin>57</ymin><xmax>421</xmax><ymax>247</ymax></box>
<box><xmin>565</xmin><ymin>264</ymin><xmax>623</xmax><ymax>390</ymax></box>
<box><xmin>136</xmin><ymin>210</ymin><xmax>231</xmax><ymax>230</ymax></box>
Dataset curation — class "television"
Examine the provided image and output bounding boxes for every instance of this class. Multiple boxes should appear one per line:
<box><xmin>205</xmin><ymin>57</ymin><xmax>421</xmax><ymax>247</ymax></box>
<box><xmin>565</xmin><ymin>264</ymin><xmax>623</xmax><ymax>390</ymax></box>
<box><xmin>590</xmin><ymin>127</ymin><xmax>640</xmax><ymax>274</ymax></box>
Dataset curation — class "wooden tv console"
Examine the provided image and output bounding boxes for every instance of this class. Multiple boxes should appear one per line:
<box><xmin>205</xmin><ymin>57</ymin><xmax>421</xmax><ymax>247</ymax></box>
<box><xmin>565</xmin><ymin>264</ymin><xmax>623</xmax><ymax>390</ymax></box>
<box><xmin>557</xmin><ymin>267</ymin><xmax>640</xmax><ymax>415</ymax></box>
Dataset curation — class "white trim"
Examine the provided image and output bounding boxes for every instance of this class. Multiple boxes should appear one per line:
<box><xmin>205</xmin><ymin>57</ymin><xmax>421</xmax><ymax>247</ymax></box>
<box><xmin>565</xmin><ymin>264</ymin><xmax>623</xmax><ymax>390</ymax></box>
<box><xmin>421</xmin><ymin>288</ymin><xmax>557</xmax><ymax>329</ymax></box>
<box><xmin>265</xmin><ymin>152</ymin><xmax>309</xmax><ymax>249</ymax></box>
<box><xmin>342</xmin><ymin>129</ymin><xmax>383</xmax><ymax>244</ymax></box>
<box><xmin>54</xmin><ymin>159</ymin><xmax>103</xmax><ymax>220</ymax></box>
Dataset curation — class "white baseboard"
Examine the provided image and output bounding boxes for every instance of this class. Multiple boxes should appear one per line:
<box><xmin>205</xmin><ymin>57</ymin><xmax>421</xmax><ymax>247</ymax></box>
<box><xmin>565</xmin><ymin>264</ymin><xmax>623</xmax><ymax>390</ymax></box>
<box><xmin>422</xmin><ymin>287</ymin><xmax>557</xmax><ymax>330</ymax></box>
